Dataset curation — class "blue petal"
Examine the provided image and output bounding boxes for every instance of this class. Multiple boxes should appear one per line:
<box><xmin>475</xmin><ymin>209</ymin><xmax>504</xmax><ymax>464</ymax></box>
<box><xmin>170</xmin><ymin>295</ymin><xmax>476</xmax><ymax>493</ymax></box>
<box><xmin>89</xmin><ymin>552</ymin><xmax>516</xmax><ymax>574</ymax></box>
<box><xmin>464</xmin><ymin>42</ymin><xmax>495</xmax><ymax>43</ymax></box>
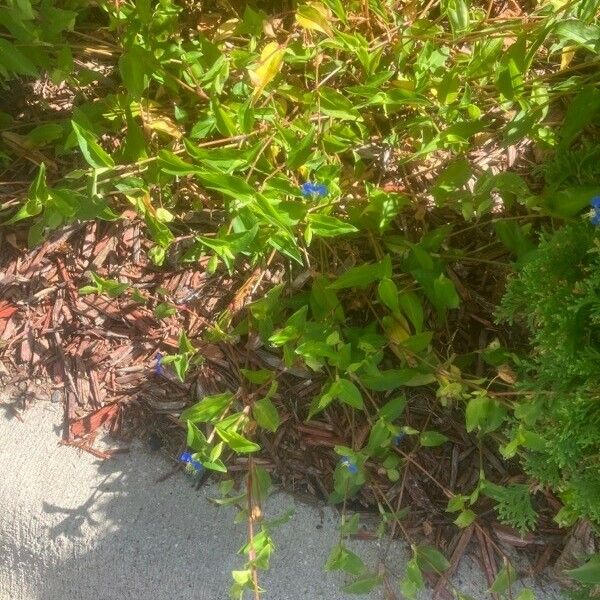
<box><xmin>179</xmin><ymin>451</ymin><xmax>192</xmax><ymax>464</ymax></box>
<box><xmin>590</xmin><ymin>196</ymin><xmax>600</xmax><ymax>209</ymax></box>
<box><xmin>154</xmin><ymin>353</ymin><xmax>164</xmax><ymax>376</ymax></box>
<box><xmin>190</xmin><ymin>459</ymin><xmax>204</xmax><ymax>473</ymax></box>
<box><xmin>340</xmin><ymin>456</ymin><xmax>358</xmax><ymax>473</ymax></box>
<box><xmin>393</xmin><ymin>433</ymin><xmax>405</xmax><ymax>446</ymax></box>
<box><xmin>300</xmin><ymin>182</ymin><xmax>316</xmax><ymax>196</ymax></box>
<box><xmin>314</xmin><ymin>183</ymin><xmax>328</xmax><ymax>197</ymax></box>
<box><xmin>591</xmin><ymin>211</ymin><xmax>600</xmax><ymax>226</ymax></box>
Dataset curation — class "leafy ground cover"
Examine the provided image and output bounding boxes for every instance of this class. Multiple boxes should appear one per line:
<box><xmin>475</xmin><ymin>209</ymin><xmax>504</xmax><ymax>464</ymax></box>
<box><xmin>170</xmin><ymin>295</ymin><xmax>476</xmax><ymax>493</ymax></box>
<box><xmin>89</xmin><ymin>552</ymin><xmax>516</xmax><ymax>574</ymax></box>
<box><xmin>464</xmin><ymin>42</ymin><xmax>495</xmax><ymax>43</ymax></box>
<box><xmin>1</xmin><ymin>0</ymin><xmax>600</xmax><ymax>597</ymax></box>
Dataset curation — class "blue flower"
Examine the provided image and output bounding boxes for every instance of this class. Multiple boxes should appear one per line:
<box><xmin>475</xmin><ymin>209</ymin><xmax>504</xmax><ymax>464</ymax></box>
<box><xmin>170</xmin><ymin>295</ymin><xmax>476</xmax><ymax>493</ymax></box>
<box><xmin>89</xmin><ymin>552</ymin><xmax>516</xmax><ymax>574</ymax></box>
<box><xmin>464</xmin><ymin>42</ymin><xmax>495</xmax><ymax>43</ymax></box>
<box><xmin>179</xmin><ymin>451</ymin><xmax>192</xmax><ymax>463</ymax></box>
<box><xmin>300</xmin><ymin>182</ymin><xmax>328</xmax><ymax>197</ymax></box>
<box><xmin>154</xmin><ymin>353</ymin><xmax>164</xmax><ymax>376</ymax></box>
<box><xmin>392</xmin><ymin>432</ymin><xmax>405</xmax><ymax>446</ymax></box>
<box><xmin>591</xmin><ymin>196</ymin><xmax>600</xmax><ymax>225</ymax></box>
<box><xmin>340</xmin><ymin>456</ymin><xmax>358</xmax><ymax>474</ymax></box>
<box><xmin>179</xmin><ymin>451</ymin><xmax>204</xmax><ymax>473</ymax></box>
<box><xmin>190</xmin><ymin>458</ymin><xmax>204</xmax><ymax>472</ymax></box>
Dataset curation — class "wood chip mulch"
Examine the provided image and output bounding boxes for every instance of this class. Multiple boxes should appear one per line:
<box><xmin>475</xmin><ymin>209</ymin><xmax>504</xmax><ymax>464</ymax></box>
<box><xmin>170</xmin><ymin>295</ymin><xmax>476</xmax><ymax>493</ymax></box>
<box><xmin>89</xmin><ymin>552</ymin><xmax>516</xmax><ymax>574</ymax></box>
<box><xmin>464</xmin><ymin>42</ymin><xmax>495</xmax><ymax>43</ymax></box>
<box><xmin>0</xmin><ymin>216</ymin><xmax>577</xmax><ymax>595</ymax></box>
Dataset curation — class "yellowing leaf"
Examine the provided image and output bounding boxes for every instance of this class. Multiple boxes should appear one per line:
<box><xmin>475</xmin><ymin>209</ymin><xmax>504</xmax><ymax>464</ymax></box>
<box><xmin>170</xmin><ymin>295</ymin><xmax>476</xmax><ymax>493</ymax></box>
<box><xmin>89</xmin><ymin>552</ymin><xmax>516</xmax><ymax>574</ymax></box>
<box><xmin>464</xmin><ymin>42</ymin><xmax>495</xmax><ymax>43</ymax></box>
<box><xmin>296</xmin><ymin>3</ymin><xmax>333</xmax><ymax>36</ymax></box>
<box><xmin>560</xmin><ymin>45</ymin><xmax>575</xmax><ymax>70</ymax></box>
<box><xmin>248</xmin><ymin>42</ymin><xmax>285</xmax><ymax>100</ymax></box>
<box><xmin>387</xmin><ymin>318</ymin><xmax>410</xmax><ymax>344</ymax></box>
<box><xmin>214</xmin><ymin>18</ymin><xmax>239</xmax><ymax>42</ymax></box>
<box><xmin>144</xmin><ymin>115</ymin><xmax>183</xmax><ymax>139</ymax></box>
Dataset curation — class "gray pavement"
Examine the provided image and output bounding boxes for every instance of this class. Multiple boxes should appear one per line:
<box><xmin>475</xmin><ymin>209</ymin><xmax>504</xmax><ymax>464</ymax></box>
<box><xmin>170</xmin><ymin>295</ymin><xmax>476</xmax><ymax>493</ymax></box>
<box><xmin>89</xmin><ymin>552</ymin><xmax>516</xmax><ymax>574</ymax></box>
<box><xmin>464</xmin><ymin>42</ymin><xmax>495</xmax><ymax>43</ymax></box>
<box><xmin>0</xmin><ymin>399</ymin><xmax>564</xmax><ymax>600</ymax></box>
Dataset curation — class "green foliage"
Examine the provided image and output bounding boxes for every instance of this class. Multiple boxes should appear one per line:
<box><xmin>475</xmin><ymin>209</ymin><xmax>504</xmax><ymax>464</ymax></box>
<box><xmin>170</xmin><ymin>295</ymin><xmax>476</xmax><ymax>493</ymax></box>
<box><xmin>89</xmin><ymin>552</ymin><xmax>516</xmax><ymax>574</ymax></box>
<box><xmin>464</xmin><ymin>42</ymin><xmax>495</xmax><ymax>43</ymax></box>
<box><xmin>498</xmin><ymin>224</ymin><xmax>600</xmax><ymax>525</ymax></box>
<box><xmin>79</xmin><ymin>272</ymin><xmax>128</xmax><ymax>297</ymax></box>
<box><xmin>566</xmin><ymin>553</ymin><xmax>600</xmax><ymax>585</ymax></box>
<box><xmin>2</xmin><ymin>0</ymin><xmax>600</xmax><ymax>596</ymax></box>
<box><xmin>482</xmin><ymin>481</ymin><xmax>538</xmax><ymax>534</ymax></box>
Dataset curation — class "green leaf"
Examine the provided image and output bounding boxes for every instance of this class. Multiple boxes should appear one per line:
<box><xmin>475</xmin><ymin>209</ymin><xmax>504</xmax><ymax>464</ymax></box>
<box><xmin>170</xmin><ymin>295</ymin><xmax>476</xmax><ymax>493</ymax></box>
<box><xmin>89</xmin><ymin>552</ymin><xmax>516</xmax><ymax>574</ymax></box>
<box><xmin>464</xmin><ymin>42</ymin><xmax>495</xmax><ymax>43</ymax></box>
<box><xmin>432</xmin><ymin>158</ymin><xmax>471</xmax><ymax>204</ymax></box>
<box><xmin>253</xmin><ymin>396</ymin><xmax>280</xmax><ymax>432</ymax></box>
<box><xmin>331</xmin><ymin>378</ymin><xmax>364</xmax><ymax>409</ymax></box>
<box><xmin>433</xmin><ymin>275</ymin><xmax>460</xmax><ymax>311</ymax></box>
<box><xmin>203</xmin><ymin>458</ymin><xmax>228</xmax><ymax>473</ymax></box>
<box><xmin>329</xmin><ymin>256</ymin><xmax>391</xmax><ymax>289</ymax></box>
<box><xmin>158</xmin><ymin>150</ymin><xmax>201</xmax><ymax>175</ymax></box>
<box><xmin>287</xmin><ymin>126</ymin><xmax>315</xmax><ymax>169</ymax></box>
<box><xmin>554</xmin><ymin>19</ymin><xmax>600</xmax><ymax>53</ymax></box>
<box><xmin>251</xmin><ymin>465</ymin><xmax>272</xmax><ymax>504</ymax></box>
<box><xmin>420</xmin><ymin>430</ymin><xmax>448</xmax><ymax>447</ymax></box>
<box><xmin>495</xmin><ymin>37</ymin><xmax>525</xmax><ymax>100</ymax></box>
<box><xmin>180</xmin><ymin>392</ymin><xmax>233</xmax><ymax>423</ymax></box>
<box><xmin>342</xmin><ymin>574</ymin><xmax>382</xmax><ymax>594</ymax></box>
<box><xmin>186</xmin><ymin>421</ymin><xmax>208</xmax><ymax>451</ymax></box>
<box><xmin>216</xmin><ymin>426</ymin><xmax>260</xmax><ymax>453</ymax></box>
<box><xmin>25</xmin><ymin>123</ymin><xmax>64</xmax><ymax>148</ymax></box>
<box><xmin>415</xmin><ymin>545</ymin><xmax>450</xmax><ymax>573</ymax></box>
<box><xmin>135</xmin><ymin>0</ymin><xmax>152</xmax><ymax>22</ymax></box>
<box><xmin>402</xmin><ymin>331</ymin><xmax>433</xmax><ymax>353</ymax></box>
<box><xmin>400</xmin><ymin>558</ymin><xmax>424</xmax><ymax>599</ymax></box>
<box><xmin>378</xmin><ymin>278</ymin><xmax>400</xmax><ymax>313</ymax></box>
<box><xmin>171</xmin><ymin>354</ymin><xmax>189</xmax><ymax>382</ymax></box>
<box><xmin>122</xmin><ymin>107</ymin><xmax>148</xmax><ymax>161</ymax></box>
<box><xmin>494</xmin><ymin>221</ymin><xmax>535</xmax><ymax>261</ymax></box>
<box><xmin>71</xmin><ymin>121</ymin><xmax>115</xmax><ymax>169</ymax></box>
<box><xmin>178</xmin><ymin>330</ymin><xmax>195</xmax><ymax>354</ymax></box>
<box><xmin>454</xmin><ymin>509</ymin><xmax>477</xmax><ymax>528</ymax></box>
<box><xmin>559</xmin><ymin>87</ymin><xmax>600</xmax><ymax>148</ymax></box>
<box><xmin>154</xmin><ymin>303</ymin><xmax>176</xmax><ymax>319</ymax></box>
<box><xmin>5</xmin><ymin>163</ymin><xmax>48</xmax><ymax>225</ymax></box>
<box><xmin>296</xmin><ymin>4</ymin><xmax>334</xmax><ymax>36</ymax></box>
<box><xmin>515</xmin><ymin>589</ymin><xmax>535</xmax><ymax>600</ymax></box>
<box><xmin>211</xmin><ymin>97</ymin><xmax>236</xmax><ymax>136</ymax></box>
<box><xmin>539</xmin><ymin>186</ymin><xmax>600</xmax><ymax>218</ymax></box>
<box><xmin>241</xmin><ymin>368</ymin><xmax>273</xmax><ymax>384</ymax></box>
<box><xmin>0</xmin><ymin>38</ymin><xmax>37</xmax><ymax>76</ymax></box>
<box><xmin>308</xmin><ymin>214</ymin><xmax>358</xmax><ymax>237</ymax></box>
<box><xmin>361</xmin><ymin>368</ymin><xmax>435</xmax><ymax>391</ymax></box>
<box><xmin>465</xmin><ymin>394</ymin><xmax>507</xmax><ymax>434</ymax></box>
<box><xmin>307</xmin><ymin>390</ymin><xmax>335</xmax><ymax>419</ymax></box>
<box><xmin>196</xmin><ymin>171</ymin><xmax>257</xmax><ymax>204</ymax></box>
<box><xmin>442</xmin><ymin>0</ymin><xmax>469</xmax><ymax>35</ymax></box>
<box><xmin>325</xmin><ymin>543</ymin><xmax>365</xmax><ymax>574</ymax></box>
<box><xmin>78</xmin><ymin>272</ymin><xmax>128</xmax><ymax>297</ymax></box>
<box><xmin>377</xmin><ymin>395</ymin><xmax>407</xmax><ymax>421</ymax></box>
<box><xmin>490</xmin><ymin>563</ymin><xmax>517</xmax><ymax>594</ymax></box>
<box><xmin>566</xmin><ymin>554</ymin><xmax>600</xmax><ymax>585</ymax></box>
<box><xmin>118</xmin><ymin>45</ymin><xmax>149</xmax><ymax>98</ymax></box>
<box><xmin>446</xmin><ymin>495</ymin><xmax>466</xmax><ymax>513</ymax></box>
<box><xmin>319</xmin><ymin>87</ymin><xmax>362</xmax><ymax>121</ymax></box>
<box><xmin>398</xmin><ymin>292</ymin><xmax>424</xmax><ymax>333</ymax></box>
<box><xmin>340</xmin><ymin>513</ymin><xmax>361</xmax><ymax>535</ymax></box>
<box><xmin>437</xmin><ymin>70</ymin><xmax>460</xmax><ymax>105</ymax></box>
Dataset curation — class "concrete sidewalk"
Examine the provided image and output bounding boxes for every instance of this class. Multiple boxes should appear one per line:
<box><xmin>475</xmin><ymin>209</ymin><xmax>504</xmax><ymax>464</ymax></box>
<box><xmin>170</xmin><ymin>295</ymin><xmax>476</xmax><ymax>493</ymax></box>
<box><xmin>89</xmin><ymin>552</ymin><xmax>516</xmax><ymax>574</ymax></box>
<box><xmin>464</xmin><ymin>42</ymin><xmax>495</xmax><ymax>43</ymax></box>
<box><xmin>0</xmin><ymin>399</ymin><xmax>564</xmax><ymax>600</ymax></box>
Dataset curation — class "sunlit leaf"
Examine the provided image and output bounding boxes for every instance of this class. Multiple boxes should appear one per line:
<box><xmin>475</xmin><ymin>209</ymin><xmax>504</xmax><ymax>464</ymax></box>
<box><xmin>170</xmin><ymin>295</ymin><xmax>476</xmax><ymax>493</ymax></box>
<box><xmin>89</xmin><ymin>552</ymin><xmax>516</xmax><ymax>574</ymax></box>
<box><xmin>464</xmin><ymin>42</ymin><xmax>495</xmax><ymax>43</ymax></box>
<box><xmin>248</xmin><ymin>41</ymin><xmax>285</xmax><ymax>100</ymax></box>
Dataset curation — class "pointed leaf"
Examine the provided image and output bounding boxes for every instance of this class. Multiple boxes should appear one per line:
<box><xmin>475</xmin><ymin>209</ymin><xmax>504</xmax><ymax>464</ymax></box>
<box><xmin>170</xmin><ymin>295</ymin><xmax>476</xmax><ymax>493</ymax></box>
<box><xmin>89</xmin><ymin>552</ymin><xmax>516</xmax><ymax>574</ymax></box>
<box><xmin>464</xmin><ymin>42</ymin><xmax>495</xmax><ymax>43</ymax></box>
<box><xmin>248</xmin><ymin>42</ymin><xmax>285</xmax><ymax>100</ymax></box>
<box><xmin>296</xmin><ymin>3</ymin><xmax>334</xmax><ymax>36</ymax></box>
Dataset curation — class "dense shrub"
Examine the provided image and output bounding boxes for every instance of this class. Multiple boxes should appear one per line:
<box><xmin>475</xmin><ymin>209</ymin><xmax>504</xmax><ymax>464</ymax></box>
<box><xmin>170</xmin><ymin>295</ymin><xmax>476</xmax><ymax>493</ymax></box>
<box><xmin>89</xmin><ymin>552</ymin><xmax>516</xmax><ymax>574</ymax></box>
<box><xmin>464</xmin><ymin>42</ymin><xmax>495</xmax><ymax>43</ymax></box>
<box><xmin>499</xmin><ymin>222</ymin><xmax>600</xmax><ymax>526</ymax></box>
